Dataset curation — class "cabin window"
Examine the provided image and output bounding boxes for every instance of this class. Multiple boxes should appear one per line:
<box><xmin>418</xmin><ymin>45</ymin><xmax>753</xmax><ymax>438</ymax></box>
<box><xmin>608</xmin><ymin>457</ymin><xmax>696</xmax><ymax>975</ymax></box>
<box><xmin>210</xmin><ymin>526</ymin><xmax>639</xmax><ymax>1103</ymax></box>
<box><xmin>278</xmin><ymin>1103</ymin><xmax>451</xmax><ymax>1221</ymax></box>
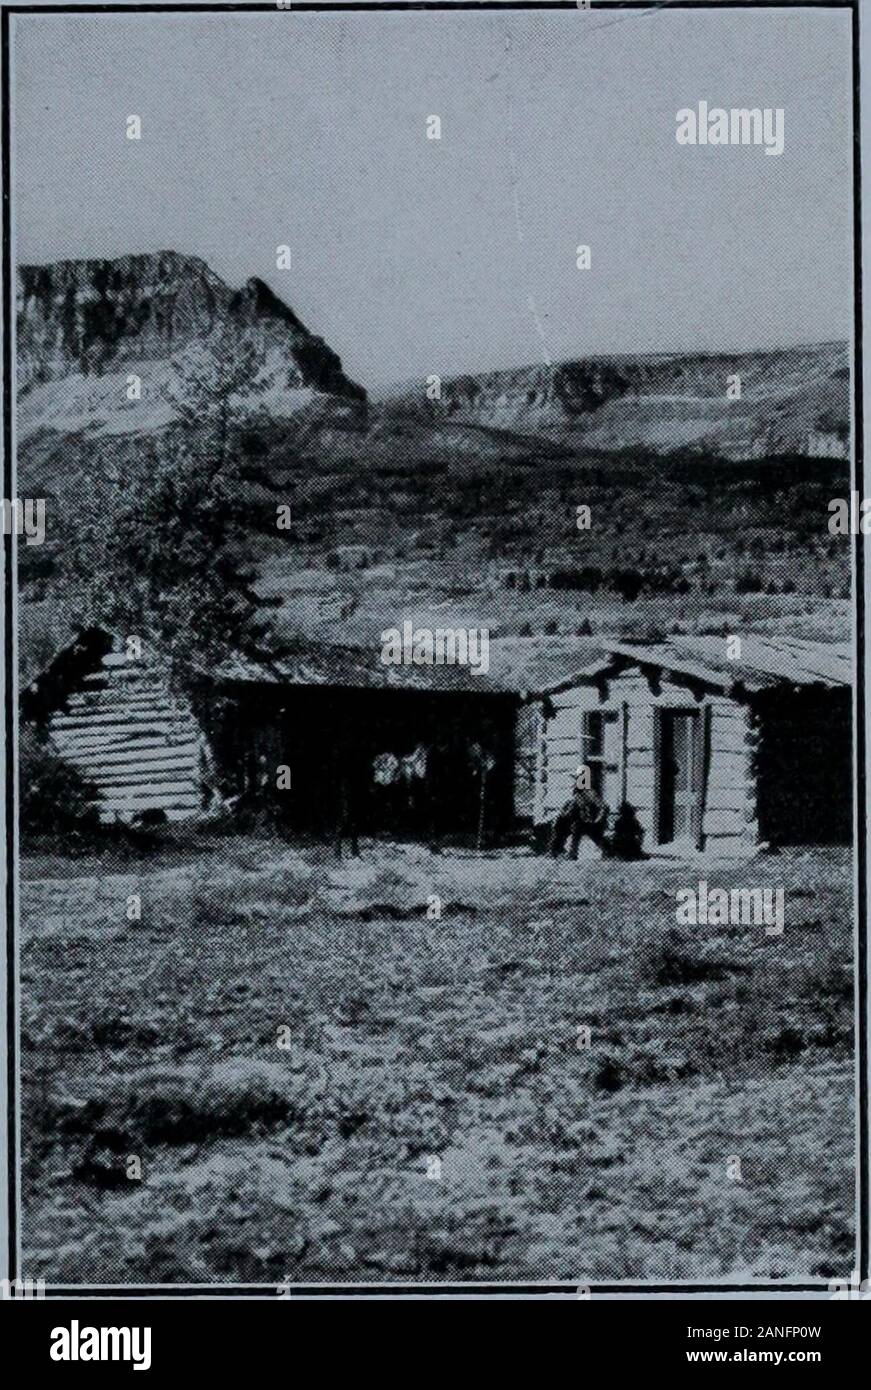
<box><xmin>582</xmin><ymin>709</ymin><xmax>619</xmax><ymax>798</ymax></box>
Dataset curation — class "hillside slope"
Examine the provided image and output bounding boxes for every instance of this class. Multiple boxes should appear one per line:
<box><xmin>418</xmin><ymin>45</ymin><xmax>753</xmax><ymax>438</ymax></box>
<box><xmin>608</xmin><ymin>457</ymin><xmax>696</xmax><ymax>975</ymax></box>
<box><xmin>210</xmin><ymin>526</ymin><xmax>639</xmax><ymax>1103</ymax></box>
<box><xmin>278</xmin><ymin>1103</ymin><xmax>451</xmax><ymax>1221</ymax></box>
<box><xmin>16</xmin><ymin>252</ymin><xmax>852</xmax><ymax>663</ymax></box>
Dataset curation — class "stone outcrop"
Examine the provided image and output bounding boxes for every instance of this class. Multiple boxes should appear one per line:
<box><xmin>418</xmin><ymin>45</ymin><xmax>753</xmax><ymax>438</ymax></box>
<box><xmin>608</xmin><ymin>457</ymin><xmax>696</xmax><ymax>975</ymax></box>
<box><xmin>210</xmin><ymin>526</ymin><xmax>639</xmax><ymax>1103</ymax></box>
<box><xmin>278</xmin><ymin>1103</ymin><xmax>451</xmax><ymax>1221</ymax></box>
<box><xmin>16</xmin><ymin>251</ymin><xmax>366</xmax><ymax>435</ymax></box>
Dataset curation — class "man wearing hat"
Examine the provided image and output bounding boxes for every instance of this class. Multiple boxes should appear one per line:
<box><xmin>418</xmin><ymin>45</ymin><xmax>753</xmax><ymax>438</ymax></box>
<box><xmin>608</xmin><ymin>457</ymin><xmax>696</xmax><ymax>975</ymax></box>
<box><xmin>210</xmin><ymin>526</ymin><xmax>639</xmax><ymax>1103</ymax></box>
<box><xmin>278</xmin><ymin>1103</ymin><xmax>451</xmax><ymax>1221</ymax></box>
<box><xmin>549</xmin><ymin>766</ymin><xmax>608</xmax><ymax>859</ymax></box>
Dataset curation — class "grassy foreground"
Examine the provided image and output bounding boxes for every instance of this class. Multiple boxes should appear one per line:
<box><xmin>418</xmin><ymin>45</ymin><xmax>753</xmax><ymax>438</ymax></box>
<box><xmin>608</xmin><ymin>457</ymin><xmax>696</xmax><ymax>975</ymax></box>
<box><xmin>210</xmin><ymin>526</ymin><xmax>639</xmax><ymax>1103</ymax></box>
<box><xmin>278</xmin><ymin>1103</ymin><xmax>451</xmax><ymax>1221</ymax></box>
<box><xmin>20</xmin><ymin>839</ymin><xmax>855</xmax><ymax>1285</ymax></box>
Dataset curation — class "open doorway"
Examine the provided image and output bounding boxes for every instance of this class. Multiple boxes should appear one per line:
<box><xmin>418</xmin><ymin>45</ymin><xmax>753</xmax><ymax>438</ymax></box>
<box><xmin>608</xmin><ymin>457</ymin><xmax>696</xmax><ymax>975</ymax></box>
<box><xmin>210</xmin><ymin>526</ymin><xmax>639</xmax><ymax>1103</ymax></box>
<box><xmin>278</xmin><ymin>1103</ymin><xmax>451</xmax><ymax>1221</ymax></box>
<box><xmin>657</xmin><ymin>709</ymin><xmax>703</xmax><ymax>846</ymax></box>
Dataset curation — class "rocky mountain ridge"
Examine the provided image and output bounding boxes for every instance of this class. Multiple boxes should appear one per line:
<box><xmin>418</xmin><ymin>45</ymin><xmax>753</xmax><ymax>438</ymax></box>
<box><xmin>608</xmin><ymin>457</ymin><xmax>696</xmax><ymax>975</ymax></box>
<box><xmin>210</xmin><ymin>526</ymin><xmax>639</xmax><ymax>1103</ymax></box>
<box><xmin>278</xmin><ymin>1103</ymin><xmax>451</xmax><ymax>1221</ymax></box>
<box><xmin>377</xmin><ymin>343</ymin><xmax>850</xmax><ymax>458</ymax></box>
<box><xmin>17</xmin><ymin>251</ymin><xmax>366</xmax><ymax>439</ymax></box>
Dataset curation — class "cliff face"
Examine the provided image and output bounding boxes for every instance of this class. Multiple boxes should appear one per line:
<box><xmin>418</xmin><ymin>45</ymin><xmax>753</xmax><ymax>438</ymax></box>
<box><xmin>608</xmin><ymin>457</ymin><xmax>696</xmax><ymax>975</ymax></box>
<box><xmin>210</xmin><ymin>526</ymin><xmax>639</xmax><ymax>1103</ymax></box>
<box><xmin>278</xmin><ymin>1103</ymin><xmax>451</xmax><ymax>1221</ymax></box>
<box><xmin>15</xmin><ymin>250</ymin><xmax>849</xmax><ymax>461</ymax></box>
<box><xmin>16</xmin><ymin>251</ymin><xmax>366</xmax><ymax>436</ymax></box>
<box><xmin>378</xmin><ymin>343</ymin><xmax>850</xmax><ymax>458</ymax></box>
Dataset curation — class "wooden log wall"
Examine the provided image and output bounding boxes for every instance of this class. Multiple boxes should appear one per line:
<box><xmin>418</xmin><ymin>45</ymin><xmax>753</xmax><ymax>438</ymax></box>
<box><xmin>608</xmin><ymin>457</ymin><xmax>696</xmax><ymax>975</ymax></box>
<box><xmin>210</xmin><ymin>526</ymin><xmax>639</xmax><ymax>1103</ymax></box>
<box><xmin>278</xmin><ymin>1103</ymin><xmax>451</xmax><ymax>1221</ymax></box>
<box><xmin>538</xmin><ymin>684</ymin><xmax>601</xmax><ymax>822</ymax></box>
<box><xmin>48</xmin><ymin>651</ymin><xmax>202</xmax><ymax>822</ymax></box>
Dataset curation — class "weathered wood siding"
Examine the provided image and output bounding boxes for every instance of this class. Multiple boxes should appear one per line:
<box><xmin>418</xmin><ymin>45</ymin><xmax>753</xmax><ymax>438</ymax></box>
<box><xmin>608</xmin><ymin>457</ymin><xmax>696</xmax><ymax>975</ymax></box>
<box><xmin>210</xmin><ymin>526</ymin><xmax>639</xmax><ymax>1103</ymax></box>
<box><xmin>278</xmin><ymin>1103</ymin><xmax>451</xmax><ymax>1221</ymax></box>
<box><xmin>539</xmin><ymin>683</ymin><xmax>606</xmax><ymax>821</ymax></box>
<box><xmin>48</xmin><ymin>651</ymin><xmax>202</xmax><ymax>822</ymax></box>
<box><xmin>535</xmin><ymin>664</ymin><xmax>758</xmax><ymax>855</ymax></box>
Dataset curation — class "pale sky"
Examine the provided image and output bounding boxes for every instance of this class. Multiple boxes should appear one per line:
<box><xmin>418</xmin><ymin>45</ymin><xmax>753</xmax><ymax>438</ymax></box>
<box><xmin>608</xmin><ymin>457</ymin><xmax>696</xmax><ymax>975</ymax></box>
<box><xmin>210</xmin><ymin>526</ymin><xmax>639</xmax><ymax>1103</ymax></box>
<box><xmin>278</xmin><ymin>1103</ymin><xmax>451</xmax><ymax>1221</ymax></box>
<box><xmin>11</xmin><ymin>4</ymin><xmax>854</xmax><ymax>387</ymax></box>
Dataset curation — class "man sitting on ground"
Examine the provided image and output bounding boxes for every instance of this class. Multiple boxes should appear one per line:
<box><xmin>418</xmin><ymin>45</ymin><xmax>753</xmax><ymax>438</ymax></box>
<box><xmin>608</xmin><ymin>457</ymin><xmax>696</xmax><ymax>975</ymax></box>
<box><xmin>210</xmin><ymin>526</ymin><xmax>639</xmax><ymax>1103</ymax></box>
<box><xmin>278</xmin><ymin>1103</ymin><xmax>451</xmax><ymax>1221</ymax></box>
<box><xmin>549</xmin><ymin>768</ymin><xmax>608</xmax><ymax>859</ymax></box>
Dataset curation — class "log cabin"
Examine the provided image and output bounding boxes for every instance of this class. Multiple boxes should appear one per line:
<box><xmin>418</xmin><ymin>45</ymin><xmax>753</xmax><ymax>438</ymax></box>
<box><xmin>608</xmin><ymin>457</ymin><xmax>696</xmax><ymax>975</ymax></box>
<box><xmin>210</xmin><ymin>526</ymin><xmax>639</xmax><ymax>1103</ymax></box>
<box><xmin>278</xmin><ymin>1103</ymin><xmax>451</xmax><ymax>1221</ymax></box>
<box><xmin>20</xmin><ymin>621</ymin><xmax>852</xmax><ymax>853</ymax></box>
<box><xmin>21</xmin><ymin>626</ymin><xmax>205</xmax><ymax>823</ymax></box>
<box><xmin>531</xmin><ymin>635</ymin><xmax>852</xmax><ymax>856</ymax></box>
<box><xmin>202</xmin><ymin>637</ymin><xmax>630</xmax><ymax>842</ymax></box>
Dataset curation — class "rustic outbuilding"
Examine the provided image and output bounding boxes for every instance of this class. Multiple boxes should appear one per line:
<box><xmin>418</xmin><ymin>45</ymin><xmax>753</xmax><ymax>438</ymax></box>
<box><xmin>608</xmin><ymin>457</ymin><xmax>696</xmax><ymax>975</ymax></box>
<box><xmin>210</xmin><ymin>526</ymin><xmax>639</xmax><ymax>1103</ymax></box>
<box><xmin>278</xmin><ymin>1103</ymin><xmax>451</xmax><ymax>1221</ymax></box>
<box><xmin>20</xmin><ymin>620</ymin><xmax>852</xmax><ymax>853</ymax></box>
<box><xmin>532</xmin><ymin>635</ymin><xmax>852</xmax><ymax>856</ymax></box>
<box><xmin>21</xmin><ymin>625</ymin><xmax>205</xmax><ymax>823</ymax></box>
<box><xmin>205</xmin><ymin>645</ymin><xmax>523</xmax><ymax>842</ymax></box>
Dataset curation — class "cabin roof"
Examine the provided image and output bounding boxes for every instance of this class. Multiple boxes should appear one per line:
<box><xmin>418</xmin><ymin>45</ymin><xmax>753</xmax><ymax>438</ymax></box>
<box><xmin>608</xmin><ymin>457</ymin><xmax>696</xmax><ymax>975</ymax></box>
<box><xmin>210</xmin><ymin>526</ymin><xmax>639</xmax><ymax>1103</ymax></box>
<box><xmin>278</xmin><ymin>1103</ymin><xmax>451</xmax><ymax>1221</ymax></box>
<box><xmin>216</xmin><ymin>636</ymin><xmax>606</xmax><ymax>696</ymax></box>
<box><xmin>218</xmin><ymin>645</ymin><xmax>503</xmax><ymax>694</ymax></box>
<box><xmin>23</xmin><ymin>620</ymin><xmax>850</xmax><ymax>704</ymax></box>
<box><xmin>598</xmin><ymin>634</ymin><xmax>852</xmax><ymax>693</ymax></box>
<box><xmin>19</xmin><ymin>623</ymin><xmax>175</xmax><ymax>725</ymax></box>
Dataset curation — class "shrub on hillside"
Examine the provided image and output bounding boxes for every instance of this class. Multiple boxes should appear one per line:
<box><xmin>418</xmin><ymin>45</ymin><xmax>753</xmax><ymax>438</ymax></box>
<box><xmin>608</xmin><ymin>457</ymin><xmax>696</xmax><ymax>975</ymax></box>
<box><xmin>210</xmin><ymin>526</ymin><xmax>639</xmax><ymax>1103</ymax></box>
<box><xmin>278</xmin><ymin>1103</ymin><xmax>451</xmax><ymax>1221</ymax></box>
<box><xmin>19</xmin><ymin>727</ymin><xmax>100</xmax><ymax>835</ymax></box>
<box><xmin>736</xmin><ymin>567</ymin><xmax>765</xmax><ymax>594</ymax></box>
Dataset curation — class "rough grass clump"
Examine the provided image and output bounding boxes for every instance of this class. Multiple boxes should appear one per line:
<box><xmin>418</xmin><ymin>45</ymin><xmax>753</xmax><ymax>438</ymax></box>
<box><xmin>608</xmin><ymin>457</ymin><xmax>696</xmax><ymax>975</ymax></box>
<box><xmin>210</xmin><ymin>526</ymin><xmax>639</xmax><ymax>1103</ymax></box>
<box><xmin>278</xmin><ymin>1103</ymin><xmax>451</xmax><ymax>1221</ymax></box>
<box><xmin>55</xmin><ymin>1058</ymin><xmax>316</xmax><ymax>1149</ymax></box>
<box><xmin>646</xmin><ymin>930</ymin><xmax>749</xmax><ymax>987</ymax></box>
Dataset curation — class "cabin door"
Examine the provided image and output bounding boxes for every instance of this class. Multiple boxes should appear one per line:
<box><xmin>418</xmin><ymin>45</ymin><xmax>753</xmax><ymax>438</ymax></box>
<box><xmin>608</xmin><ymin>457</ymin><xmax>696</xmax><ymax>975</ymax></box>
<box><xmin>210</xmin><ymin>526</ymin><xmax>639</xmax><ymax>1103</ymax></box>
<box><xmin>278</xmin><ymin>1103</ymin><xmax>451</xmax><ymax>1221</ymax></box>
<box><xmin>657</xmin><ymin>710</ymin><xmax>702</xmax><ymax>845</ymax></box>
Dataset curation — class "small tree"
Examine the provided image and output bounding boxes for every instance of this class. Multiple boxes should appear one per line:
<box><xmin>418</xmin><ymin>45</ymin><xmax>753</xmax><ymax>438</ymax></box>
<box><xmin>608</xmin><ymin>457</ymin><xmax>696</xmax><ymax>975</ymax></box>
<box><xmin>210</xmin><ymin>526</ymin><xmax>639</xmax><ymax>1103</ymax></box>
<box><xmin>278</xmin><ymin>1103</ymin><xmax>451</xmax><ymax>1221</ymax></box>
<box><xmin>61</xmin><ymin>326</ymin><xmax>276</xmax><ymax>679</ymax></box>
<box><xmin>165</xmin><ymin>325</ymin><xmax>271</xmax><ymax>475</ymax></box>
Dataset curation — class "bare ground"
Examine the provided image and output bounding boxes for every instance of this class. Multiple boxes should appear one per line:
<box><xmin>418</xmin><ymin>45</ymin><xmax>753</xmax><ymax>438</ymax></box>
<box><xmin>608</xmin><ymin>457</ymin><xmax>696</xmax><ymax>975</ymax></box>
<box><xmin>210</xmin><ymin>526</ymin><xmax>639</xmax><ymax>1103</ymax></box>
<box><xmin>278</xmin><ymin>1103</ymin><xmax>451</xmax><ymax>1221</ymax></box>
<box><xmin>19</xmin><ymin>839</ymin><xmax>855</xmax><ymax>1286</ymax></box>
